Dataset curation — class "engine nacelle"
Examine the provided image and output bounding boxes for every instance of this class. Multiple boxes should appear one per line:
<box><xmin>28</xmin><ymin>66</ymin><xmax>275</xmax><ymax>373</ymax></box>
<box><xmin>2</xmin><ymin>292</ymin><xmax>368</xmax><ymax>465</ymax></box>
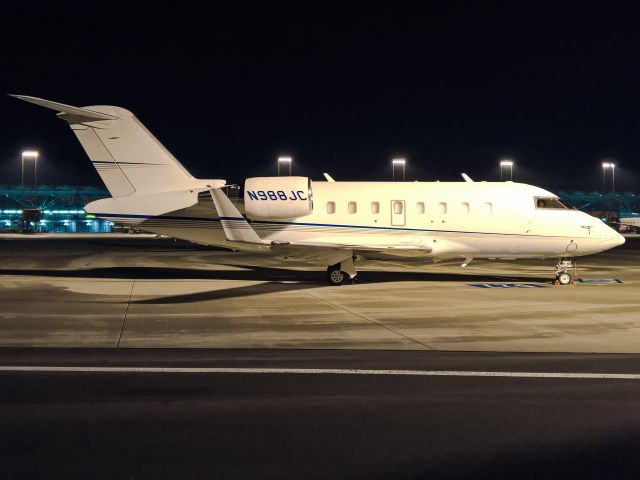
<box><xmin>244</xmin><ymin>176</ymin><xmax>313</xmax><ymax>219</ymax></box>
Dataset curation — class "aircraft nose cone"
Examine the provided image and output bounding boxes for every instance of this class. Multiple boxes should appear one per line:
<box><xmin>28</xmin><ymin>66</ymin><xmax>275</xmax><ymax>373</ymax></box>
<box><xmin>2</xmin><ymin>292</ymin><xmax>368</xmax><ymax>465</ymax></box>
<box><xmin>613</xmin><ymin>231</ymin><xmax>626</xmax><ymax>247</ymax></box>
<box><xmin>598</xmin><ymin>231</ymin><xmax>625</xmax><ymax>251</ymax></box>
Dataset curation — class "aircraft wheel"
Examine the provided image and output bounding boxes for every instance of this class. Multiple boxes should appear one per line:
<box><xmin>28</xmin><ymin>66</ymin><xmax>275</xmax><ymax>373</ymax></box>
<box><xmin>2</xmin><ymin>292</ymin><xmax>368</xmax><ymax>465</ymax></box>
<box><xmin>327</xmin><ymin>265</ymin><xmax>347</xmax><ymax>286</ymax></box>
<box><xmin>557</xmin><ymin>272</ymin><xmax>572</xmax><ymax>285</ymax></box>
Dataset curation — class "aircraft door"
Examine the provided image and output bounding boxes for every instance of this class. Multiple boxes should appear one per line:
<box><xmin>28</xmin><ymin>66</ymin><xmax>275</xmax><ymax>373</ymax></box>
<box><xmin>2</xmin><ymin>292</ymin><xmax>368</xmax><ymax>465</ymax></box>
<box><xmin>391</xmin><ymin>200</ymin><xmax>406</xmax><ymax>226</ymax></box>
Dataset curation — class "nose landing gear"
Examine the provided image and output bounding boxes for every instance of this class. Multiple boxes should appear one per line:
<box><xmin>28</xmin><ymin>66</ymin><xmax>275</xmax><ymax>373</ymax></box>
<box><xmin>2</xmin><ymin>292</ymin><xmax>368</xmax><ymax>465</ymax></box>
<box><xmin>554</xmin><ymin>258</ymin><xmax>576</xmax><ymax>285</ymax></box>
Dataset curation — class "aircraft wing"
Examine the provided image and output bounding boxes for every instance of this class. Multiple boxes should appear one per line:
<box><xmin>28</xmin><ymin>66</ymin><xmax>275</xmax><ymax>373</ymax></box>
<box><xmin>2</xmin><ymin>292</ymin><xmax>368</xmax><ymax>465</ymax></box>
<box><xmin>270</xmin><ymin>236</ymin><xmax>432</xmax><ymax>261</ymax></box>
<box><xmin>276</xmin><ymin>236</ymin><xmax>431</xmax><ymax>253</ymax></box>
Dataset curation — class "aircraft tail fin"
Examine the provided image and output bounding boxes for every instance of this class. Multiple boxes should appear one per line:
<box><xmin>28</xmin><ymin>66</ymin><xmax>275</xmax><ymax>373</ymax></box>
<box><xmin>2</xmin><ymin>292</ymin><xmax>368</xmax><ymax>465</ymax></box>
<box><xmin>12</xmin><ymin>95</ymin><xmax>196</xmax><ymax>197</ymax></box>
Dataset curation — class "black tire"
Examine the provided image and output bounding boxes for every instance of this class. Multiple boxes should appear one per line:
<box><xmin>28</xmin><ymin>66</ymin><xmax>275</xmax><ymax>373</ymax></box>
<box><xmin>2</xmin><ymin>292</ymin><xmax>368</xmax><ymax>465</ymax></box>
<box><xmin>326</xmin><ymin>265</ymin><xmax>346</xmax><ymax>286</ymax></box>
<box><xmin>557</xmin><ymin>272</ymin><xmax>572</xmax><ymax>285</ymax></box>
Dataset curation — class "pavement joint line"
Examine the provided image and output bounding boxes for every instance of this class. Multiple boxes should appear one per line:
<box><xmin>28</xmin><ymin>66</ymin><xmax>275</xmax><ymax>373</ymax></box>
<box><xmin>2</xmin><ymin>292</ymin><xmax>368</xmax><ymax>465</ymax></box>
<box><xmin>303</xmin><ymin>290</ymin><xmax>435</xmax><ymax>350</ymax></box>
<box><xmin>1</xmin><ymin>366</ymin><xmax>640</xmax><ymax>379</ymax></box>
<box><xmin>116</xmin><ymin>279</ymin><xmax>135</xmax><ymax>349</ymax></box>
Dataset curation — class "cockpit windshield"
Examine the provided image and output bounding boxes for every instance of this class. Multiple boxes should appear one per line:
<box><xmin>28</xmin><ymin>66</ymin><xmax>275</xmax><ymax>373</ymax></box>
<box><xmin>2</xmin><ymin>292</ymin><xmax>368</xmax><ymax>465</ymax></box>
<box><xmin>535</xmin><ymin>197</ymin><xmax>569</xmax><ymax>209</ymax></box>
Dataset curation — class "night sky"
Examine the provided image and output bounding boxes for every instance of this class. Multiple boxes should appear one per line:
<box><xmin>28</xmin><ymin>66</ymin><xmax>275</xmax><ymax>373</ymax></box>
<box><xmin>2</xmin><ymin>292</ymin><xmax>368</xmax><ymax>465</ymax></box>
<box><xmin>1</xmin><ymin>2</ymin><xmax>639</xmax><ymax>192</ymax></box>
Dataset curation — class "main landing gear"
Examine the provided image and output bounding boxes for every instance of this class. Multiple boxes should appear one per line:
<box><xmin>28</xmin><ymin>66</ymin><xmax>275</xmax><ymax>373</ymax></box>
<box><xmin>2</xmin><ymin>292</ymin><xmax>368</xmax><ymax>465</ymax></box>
<box><xmin>326</xmin><ymin>256</ymin><xmax>357</xmax><ymax>286</ymax></box>
<box><xmin>554</xmin><ymin>258</ymin><xmax>576</xmax><ymax>285</ymax></box>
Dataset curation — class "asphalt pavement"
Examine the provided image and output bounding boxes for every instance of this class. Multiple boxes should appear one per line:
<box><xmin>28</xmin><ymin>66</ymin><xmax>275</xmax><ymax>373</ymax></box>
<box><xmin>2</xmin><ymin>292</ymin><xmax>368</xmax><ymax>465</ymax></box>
<box><xmin>1</xmin><ymin>348</ymin><xmax>640</xmax><ymax>479</ymax></box>
<box><xmin>1</xmin><ymin>235</ymin><xmax>638</xmax><ymax>352</ymax></box>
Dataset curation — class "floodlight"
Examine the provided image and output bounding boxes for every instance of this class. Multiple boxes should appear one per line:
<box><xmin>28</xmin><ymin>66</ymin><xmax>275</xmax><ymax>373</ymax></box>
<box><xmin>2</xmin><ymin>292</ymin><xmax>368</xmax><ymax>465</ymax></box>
<box><xmin>277</xmin><ymin>156</ymin><xmax>292</xmax><ymax>176</ymax></box>
<box><xmin>22</xmin><ymin>150</ymin><xmax>39</xmax><ymax>159</ymax></box>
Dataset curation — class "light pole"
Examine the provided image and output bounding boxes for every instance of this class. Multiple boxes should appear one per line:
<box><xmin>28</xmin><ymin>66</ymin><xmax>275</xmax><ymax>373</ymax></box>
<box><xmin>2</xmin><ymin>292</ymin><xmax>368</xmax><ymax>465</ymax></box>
<box><xmin>612</xmin><ymin>163</ymin><xmax>616</xmax><ymax>193</ymax></box>
<box><xmin>602</xmin><ymin>162</ymin><xmax>615</xmax><ymax>193</ymax></box>
<box><xmin>392</xmin><ymin>158</ymin><xmax>406</xmax><ymax>181</ymax></box>
<box><xmin>21</xmin><ymin>150</ymin><xmax>39</xmax><ymax>186</ymax></box>
<box><xmin>601</xmin><ymin>161</ymin><xmax>617</xmax><ymax>224</ymax></box>
<box><xmin>277</xmin><ymin>156</ymin><xmax>292</xmax><ymax>176</ymax></box>
<box><xmin>500</xmin><ymin>159</ymin><xmax>513</xmax><ymax>181</ymax></box>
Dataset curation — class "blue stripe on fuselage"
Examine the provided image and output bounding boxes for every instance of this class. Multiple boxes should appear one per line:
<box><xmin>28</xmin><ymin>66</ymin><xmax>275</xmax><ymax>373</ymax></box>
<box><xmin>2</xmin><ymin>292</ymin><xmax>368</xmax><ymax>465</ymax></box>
<box><xmin>91</xmin><ymin>212</ymin><xmax>577</xmax><ymax>238</ymax></box>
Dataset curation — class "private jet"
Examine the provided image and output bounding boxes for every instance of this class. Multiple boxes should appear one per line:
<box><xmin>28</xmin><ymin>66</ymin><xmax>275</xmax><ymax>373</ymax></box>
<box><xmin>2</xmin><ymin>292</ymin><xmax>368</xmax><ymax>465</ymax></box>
<box><xmin>12</xmin><ymin>95</ymin><xmax>625</xmax><ymax>285</ymax></box>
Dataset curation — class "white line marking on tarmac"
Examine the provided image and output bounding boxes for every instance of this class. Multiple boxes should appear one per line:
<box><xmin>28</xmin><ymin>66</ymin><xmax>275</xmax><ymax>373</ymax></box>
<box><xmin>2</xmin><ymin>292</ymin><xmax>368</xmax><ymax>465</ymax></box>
<box><xmin>0</xmin><ymin>366</ymin><xmax>639</xmax><ymax>379</ymax></box>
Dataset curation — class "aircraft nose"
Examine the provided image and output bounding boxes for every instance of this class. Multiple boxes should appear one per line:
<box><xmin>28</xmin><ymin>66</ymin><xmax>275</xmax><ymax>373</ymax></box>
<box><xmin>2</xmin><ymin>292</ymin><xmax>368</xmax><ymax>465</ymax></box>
<box><xmin>598</xmin><ymin>230</ymin><xmax>625</xmax><ymax>251</ymax></box>
<box><xmin>612</xmin><ymin>231</ymin><xmax>626</xmax><ymax>247</ymax></box>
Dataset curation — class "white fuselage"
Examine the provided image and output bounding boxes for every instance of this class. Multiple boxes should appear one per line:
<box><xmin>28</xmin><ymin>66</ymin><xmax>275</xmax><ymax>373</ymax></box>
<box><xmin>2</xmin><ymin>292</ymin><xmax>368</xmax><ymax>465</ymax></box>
<box><xmin>90</xmin><ymin>180</ymin><xmax>625</xmax><ymax>262</ymax></box>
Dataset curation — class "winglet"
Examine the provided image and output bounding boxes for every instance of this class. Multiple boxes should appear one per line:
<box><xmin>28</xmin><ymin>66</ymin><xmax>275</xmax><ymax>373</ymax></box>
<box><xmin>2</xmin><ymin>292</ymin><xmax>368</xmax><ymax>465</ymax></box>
<box><xmin>323</xmin><ymin>173</ymin><xmax>336</xmax><ymax>182</ymax></box>
<box><xmin>461</xmin><ymin>173</ymin><xmax>474</xmax><ymax>182</ymax></box>
<box><xmin>10</xmin><ymin>94</ymin><xmax>117</xmax><ymax>121</ymax></box>
<box><xmin>209</xmin><ymin>188</ymin><xmax>264</xmax><ymax>244</ymax></box>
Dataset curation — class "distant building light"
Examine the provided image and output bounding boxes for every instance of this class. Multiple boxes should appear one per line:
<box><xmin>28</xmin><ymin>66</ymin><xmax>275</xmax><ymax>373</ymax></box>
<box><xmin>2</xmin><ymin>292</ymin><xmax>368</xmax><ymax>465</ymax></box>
<box><xmin>392</xmin><ymin>158</ymin><xmax>406</xmax><ymax>165</ymax></box>
<box><xmin>500</xmin><ymin>160</ymin><xmax>514</xmax><ymax>167</ymax></box>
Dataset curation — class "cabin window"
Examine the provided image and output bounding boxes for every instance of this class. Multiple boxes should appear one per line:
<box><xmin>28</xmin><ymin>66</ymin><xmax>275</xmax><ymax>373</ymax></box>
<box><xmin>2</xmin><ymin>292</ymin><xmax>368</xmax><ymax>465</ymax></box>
<box><xmin>437</xmin><ymin>202</ymin><xmax>447</xmax><ymax>214</ymax></box>
<box><xmin>535</xmin><ymin>197</ymin><xmax>569</xmax><ymax>209</ymax></box>
<box><xmin>393</xmin><ymin>201</ymin><xmax>404</xmax><ymax>214</ymax></box>
<box><xmin>371</xmin><ymin>201</ymin><xmax>380</xmax><ymax>214</ymax></box>
<box><xmin>461</xmin><ymin>202</ymin><xmax>470</xmax><ymax>214</ymax></box>
<box><xmin>348</xmin><ymin>201</ymin><xmax>357</xmax><ymax>214</ymax></box>
<box><xmin>326</xmin><ymin>201</ymin><xmax>336</xmax><ymax>214</ymax></box>
<box><xmin>482</xmin><ymin>202</ymin><xmax>493</xmax><ymax>214</ymax></box>
<box><xmin>416</xmin><ymin>202</ymin><xmax>425</xmax><ymax>214</ymax></box>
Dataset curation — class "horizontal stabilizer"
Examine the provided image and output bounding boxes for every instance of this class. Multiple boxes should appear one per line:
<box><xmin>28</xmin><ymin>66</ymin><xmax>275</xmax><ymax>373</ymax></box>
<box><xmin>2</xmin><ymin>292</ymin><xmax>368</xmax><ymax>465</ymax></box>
<box><xmin>9</xmin><ymin>95</ymin><xmax>117</xmax><ymax>121</ymax></box>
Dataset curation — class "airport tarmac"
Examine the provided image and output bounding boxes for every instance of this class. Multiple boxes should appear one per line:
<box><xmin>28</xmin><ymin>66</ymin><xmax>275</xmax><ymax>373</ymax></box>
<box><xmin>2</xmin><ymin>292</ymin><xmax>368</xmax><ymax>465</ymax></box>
<box><xmin>2</xmin><ymin>348</ymin><xmax>640</xmax><ymax>479</ymax></box>
<box><xmin>0</xmin><ymin>234</ymin><xmax>638</xmax><ymax>352</ymax></box>
<box><xmin>1</xmin><ymin>236</ymin><xmax>639</xmax><ymax>479</ymax></box>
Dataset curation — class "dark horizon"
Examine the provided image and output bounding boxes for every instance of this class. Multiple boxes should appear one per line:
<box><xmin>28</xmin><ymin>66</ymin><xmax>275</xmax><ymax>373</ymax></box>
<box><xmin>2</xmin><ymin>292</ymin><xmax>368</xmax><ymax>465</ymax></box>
<box><xmin>1</xmin><ymin>2</ymin><xmax>639</xmax><ymax>193</ymax></box>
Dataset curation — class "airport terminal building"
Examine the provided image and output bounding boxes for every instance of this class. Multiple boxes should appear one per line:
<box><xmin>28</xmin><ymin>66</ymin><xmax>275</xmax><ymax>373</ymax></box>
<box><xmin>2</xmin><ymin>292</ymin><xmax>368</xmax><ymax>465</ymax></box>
<box><xmin>0</xmin><ymin>185</ymin><xmax>112</xmax><ymax>233</ymax></box>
